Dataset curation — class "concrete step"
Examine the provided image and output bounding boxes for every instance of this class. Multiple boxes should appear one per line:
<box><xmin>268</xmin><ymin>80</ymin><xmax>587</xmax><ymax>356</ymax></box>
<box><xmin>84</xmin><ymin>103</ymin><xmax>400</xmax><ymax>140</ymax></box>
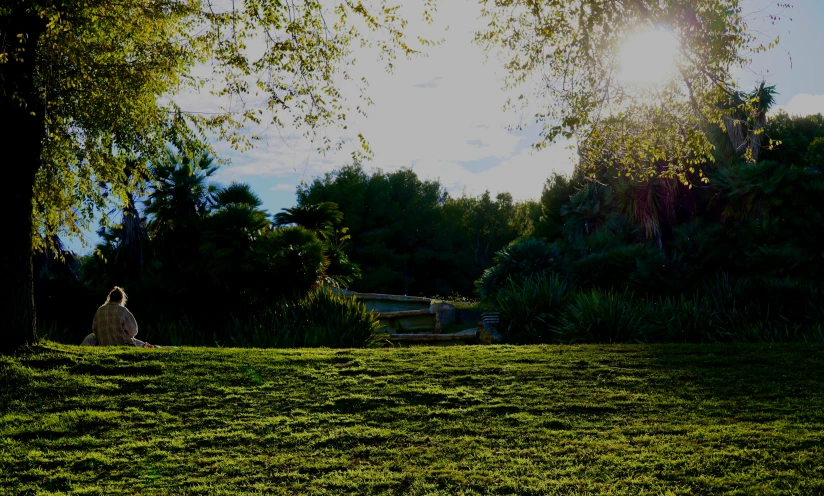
<box><xmin>388</xmin><ymin>328</ymin><xmax>477</xmax><ymax>342</ymax></box>
<box><xmin>375</xmin><ymin>308</ymin><xmax>440</xmax><ymax>334</ymax></box>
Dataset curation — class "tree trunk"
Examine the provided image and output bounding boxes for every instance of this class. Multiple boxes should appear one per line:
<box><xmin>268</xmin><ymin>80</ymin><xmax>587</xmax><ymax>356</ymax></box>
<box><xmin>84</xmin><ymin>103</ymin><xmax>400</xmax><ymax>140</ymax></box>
<box><xmin>0</xmin><ymin>10</ymin><xmax>46</xmax><ymax>354</ymax></box>
<box><xmin>724</xmin><ymin>116</ymin><xmax>746</xmax><ymax>154</ymax></box>
<box><xmin>749</xmin><ymin>113</ymin><xmax>767</xmax><ymax>162</ymax></box>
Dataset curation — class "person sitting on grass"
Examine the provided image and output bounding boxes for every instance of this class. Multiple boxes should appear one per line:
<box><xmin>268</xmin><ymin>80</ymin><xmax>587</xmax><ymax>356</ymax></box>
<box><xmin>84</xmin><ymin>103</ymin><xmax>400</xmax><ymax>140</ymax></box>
<box><xmin>81</xmin><ymin>286</ymin><xmax>156</xmax><ymax>348</ymax></box>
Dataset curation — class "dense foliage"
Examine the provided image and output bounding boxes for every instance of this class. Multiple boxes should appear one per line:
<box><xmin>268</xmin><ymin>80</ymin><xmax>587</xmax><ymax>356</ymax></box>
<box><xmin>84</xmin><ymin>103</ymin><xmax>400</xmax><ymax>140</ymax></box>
<box><xmin>35</xmin><ymin>149</ymin><xmax>542</xmax><ymax>347</ymax></box>
<box><xmin>1</xmin><ymin>0</ymin><xmax>438</xmax><ymax>352</ymax></box>
<box><xmin>476</xmin><ymin>0</ymin><xmax>786</xmax><ymax>180</ymax></box>
<box><xmin>35</xmin><ymin>149</ymin><xmax>376</xmax><ymax>347</ymax></box>
<box><xmin>480</xmin><ymin>110</ymin><xmax>824</xmax><ymax>344</ymax></box>
<box><xmin>36</xmin><ymin>109</ymin><xmax>824</xmax><ymax>346</ymax></box>
<box><xmin>296</xmin><ymin>165</ymin><xmax>538</xmax><ymax>296</ymax></box>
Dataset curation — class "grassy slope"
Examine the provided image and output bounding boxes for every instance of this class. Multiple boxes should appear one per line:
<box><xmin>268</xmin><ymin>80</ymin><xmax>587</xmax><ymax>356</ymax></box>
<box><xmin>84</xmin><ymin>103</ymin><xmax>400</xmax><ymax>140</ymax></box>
<box><xmin>1</xmin><ymin>343</ymin><xmax>823</xmax><ymax>495</ymax></box>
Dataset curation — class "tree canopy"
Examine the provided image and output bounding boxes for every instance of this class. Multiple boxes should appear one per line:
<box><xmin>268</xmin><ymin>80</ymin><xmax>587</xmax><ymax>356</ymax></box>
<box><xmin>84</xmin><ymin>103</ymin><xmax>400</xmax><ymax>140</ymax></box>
<box><xmin>11</xmin><ymin>0</ymin><xmax>436</xmax><ymax>244</ymax></box>
<box><xmin>0</xmin><ymin>0</ymin><xmax>437</xmax><ymax>352</ymax></box>
<box><xmin>297</xmin><ymin>164</ymin><xmax>538</xmax><ymax>296</ymax></box>
<box><xmin>475</xmin><ymin>0</ymin><xmax>787</xmax><ymax>181</ymax></box>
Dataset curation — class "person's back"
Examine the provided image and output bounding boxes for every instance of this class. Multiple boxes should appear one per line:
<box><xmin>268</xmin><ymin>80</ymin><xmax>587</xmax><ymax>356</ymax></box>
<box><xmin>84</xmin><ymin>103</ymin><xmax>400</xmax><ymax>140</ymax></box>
<box><xmin>91</xmin><ymin>286</ymin><xmax>146</xmax><ymax>347</ymax></box>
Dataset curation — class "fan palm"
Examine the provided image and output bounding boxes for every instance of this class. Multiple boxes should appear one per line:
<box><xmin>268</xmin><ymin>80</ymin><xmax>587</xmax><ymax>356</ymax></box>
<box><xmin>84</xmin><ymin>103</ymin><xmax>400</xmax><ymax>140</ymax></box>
<box><xmin>274</xmin><ymin>201</ymin><xmax>362</xmax><ymax>288</ymax></box>
<box><xmin>214</xmin><ymin>182</ymin><xmax>263</xmax><ymax>209</ymax></box>
<box><xmin>615</xmin><ymin>177</ymin><xmax>678</xmax><ymax>248</ymax></box>
<box><xmin>201</xmin><ymin>181</ymin><xmax>271</xmax><ymax>281</ymax></box>
<box><xmin>142</xmin><ymin>149</ymin><xmax>218</xmax><ymax>273</ymax></box>
<box><xmin>560</xmin><ymin>183</ymin><xmax>614</xmax><ymax>238</ymax></box>
<box><xmin>34</xmin><ymin>233</ymin><xmax>77</xmax><ymax>279</ymax></box>
<box><xmin>273</xmin><ymin>202</ymin><xmax>343</xmax><ymax>241</ymax></box>
<box><xmin>200</xmin><ymin>203</ymin><xmax>271</xmax><ymax>283</ymax></box>
<box><xmin>113</xmin><ymin>160</ymin><xmax>150</xmax><ymax>278</ymax></box>
<box><xmin>144</xmin><ymin>149</ymin><xmax>218</xmax><ymax>237</ymax></box>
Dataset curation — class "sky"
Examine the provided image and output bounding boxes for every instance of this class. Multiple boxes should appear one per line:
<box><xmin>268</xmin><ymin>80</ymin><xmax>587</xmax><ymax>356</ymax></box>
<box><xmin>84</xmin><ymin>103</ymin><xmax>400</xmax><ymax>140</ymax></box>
<box><xmin>66</xmin><ymin>0</ymin><xmax>824</xmax><ymax>253</ymax></box>
<box><xmin>207</xmin><ymin>0</ymin><xmax>572</xmax><ymax>212</ymax></box>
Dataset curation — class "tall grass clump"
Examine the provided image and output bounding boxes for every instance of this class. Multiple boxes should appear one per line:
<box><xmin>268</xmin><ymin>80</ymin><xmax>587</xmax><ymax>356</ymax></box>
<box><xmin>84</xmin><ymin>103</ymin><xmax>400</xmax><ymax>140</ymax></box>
<box><xmin>495</xmin><ymin>273</ymin><xmax>569</xmax><ymax>343</ymax></box>
<box><xmin>294</xmin><ymin>287</ymin><xmax>381</xmax><ymax>347</ymax></box>
<box><xmin>649</xmin><ymin>295</ymin><xmax>721</xmax><ymax>343</ymax></box>
<box><xmin>226</xmin><ymin>311</ymin><xmax>302</xmax><ymax>348</ymax></box>
<box><xmin>553</xmin><ymin>289</ymin><xmax>652</xmax><ymax>343</ymax></box>
<box><xmin>226</xmin><ymin>288</ymin><xmax>379</xmax><ymax>348</ymax></box>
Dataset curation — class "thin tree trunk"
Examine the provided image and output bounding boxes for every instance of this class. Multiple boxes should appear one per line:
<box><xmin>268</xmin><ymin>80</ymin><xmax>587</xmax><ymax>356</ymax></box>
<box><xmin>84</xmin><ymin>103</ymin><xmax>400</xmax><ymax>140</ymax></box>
<box><xmin>0</xmin><ymin>10</ymin><xmax>46</xmax><ymax>354</ymax></box>
<box><xmin>724</xmin><ymin>116</ymin><xmax>746</xmax><ymax>154</ymax></box>
<box><xmin>749</xmin><ymin>114</ymin><xmax>767</xmax><ymax>162</ymax></box>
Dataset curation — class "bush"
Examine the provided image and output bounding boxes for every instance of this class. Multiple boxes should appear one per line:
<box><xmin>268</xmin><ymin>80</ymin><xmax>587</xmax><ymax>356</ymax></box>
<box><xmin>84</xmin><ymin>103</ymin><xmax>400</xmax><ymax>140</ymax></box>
<box><xmin>224</xmin><ymin>288</ymin><xmax>379</xmax><ymax>348</ymax></box>
<box><xmin>553</xmin><ymin>289</ymin><xmax>652</xmax><ymax>343</ymax></box>
<box><xmin>476</xmin><ymin>237</ymin><xmax>565</xmax><ymax>301</ymax></box>
<box><xmin>294</xmin><ymin>288</ymin><xmax>380</xmax><ymax>347</ymax></box>
<box><xmin>259</xmin><ymin>226</ymin><xmax>327</xmax><ymax>300</ymax></box>
<box><xmin>648</xmin><ymin>295</ymin><xmax>721</xmax><ymax>343</ymax></box>
<box><xmin>495</xmin><ymin>273</ymin><xmax>569</xmax><ymax>343</ymax></box>
<box><xmin>136</xmin><ymin>288</ymin><xmax>379</xmax><ymax>348</ymax></box>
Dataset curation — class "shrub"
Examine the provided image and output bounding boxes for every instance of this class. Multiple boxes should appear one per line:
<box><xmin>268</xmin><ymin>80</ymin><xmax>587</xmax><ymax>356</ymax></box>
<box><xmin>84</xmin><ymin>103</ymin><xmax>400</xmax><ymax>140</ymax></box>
<box><xmin>295</xmin><ymin>288</ymin><xmax>380</xmax><ymax>347</ymax></box>
<box><xmin>566</xmin><ymin>219</ymin><xmax>686</xmax><ymax>295</ymax></box>
<box><xmin>648</xmin><ymin>295</ymin><xmax>721</xmax><ymax>343</ymax></box>
<box><xmin>224</xmin><ymin>288</ymin><xmax>378</xmax><ymax>348</ymax></box>
<box><xmin>323</xmin><ymin>244</ymin><xmax>362</xmax><ymax>289</ymax></box>
<box><xmin>495</xmin><ymin>273</ymin><xmax>569</xmax><ymax>343</ymax></box>
<box><xmin>139</xmin><ymin>288</ymin><xmax>379</xmax><ymax>348</ymax></box>
<box><xmin>476</xmin><ymin>237</ymin><xmax>565</xmax><ymax>301</ymax></box>
<box><xmin>553</xmin><ymin>289</ymin><xmax>652</xmax><ymax>343</ymax></box>
<box><xmin>807</xmin><ymin>136</ymin><xmax>824</xmax><ymax>169</ymax></box>
<box><xmin>142</xmin><ymin>316</ymin><xmax>211</xmax><ymax>347</ymax></box>
<box><xmin>226</xmin><ymin>311</ymin><xmax>300</xmax><ymax>348</ymax></box>
<box><xmin>258</xmin><ymin>226</ymin><xmax>327</xmax><ymax>300</ymax></box>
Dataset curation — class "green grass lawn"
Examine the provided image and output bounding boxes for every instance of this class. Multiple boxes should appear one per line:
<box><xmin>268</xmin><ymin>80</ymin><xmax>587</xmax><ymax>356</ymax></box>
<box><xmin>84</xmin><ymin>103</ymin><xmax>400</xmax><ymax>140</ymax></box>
<box><xmin>2</xmin><ymin>343</ymin><xmax>823</xmax><ymax>495</ymax></box>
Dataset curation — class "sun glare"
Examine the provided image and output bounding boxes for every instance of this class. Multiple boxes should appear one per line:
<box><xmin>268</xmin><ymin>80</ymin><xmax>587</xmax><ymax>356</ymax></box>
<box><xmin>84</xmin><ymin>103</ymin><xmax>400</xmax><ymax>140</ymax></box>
<box><xmin>617</xmin><ymin>29</ymin><xmax>680</xmax><ymax>86</ymax></box>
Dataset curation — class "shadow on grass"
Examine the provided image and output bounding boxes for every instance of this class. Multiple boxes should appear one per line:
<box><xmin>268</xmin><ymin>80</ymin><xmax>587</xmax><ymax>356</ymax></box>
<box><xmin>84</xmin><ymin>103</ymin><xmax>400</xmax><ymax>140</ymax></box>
<box><xmin>617</xmin><ymin>343</ymin><xmax>824</xmax><ymax>419</ymax></box>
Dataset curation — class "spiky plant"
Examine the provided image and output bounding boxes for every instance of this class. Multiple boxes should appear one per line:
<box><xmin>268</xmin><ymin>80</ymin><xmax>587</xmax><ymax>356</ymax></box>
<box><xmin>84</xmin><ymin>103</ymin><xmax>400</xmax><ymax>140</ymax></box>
<box><xmin>723</xmin><ymin>82</ymin><xmax>777</xmax><ymax>161</ymax></box>
<box><xmin>273</xmin><ymin>202</ymin><xmax>343</xmax><ymax>241</ymax></box>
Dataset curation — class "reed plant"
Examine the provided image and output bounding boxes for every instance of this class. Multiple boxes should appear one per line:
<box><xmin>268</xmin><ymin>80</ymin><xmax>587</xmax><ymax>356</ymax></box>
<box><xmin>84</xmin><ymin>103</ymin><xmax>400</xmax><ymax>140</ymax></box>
<box><xmin>552</xmin><ymin>288</ymin><xmax>652</xmax><ymax>343</ymax></box>
<box><xmin>494</xmin><ymin>273</ymin><xmax>568</xmax><ymax>343</ymax></box>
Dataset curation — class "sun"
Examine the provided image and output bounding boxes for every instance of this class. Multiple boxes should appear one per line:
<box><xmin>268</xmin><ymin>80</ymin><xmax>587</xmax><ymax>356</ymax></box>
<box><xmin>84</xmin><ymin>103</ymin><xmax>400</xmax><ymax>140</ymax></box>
<box><xmin>617</xmin><ymin>29</ymin><xmax>680</xmax><ymax>86</ymax></box>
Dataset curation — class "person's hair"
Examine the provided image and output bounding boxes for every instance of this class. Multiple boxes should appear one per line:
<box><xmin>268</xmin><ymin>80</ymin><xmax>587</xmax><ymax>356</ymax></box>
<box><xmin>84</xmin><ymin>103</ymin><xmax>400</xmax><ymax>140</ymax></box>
<box><xmin>106</xmin><ymin>286</ymin><xmax>128</xmax><ymax>305</ymax></box>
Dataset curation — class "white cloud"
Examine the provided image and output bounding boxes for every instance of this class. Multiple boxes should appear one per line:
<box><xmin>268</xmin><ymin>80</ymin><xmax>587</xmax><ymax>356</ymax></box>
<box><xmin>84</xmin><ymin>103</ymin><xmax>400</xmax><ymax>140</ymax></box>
<box><xmin>410</xmin><ymin>138</ymin><xmax>577</xmax><ymax>201</ymax></box>
<box><xmin>269</xmin><ymin>183</ymin><xmax>297</xmax><ymax>192</ymax></box>
<box><xmin>185</xmin><ymin>0</ymin><xmax>572</xmax><ymax>205</ymax></box>
<box><xmin>773</xmin><ymin>94</ymin><xmax>824</xmax><ymax>117</ymax></box>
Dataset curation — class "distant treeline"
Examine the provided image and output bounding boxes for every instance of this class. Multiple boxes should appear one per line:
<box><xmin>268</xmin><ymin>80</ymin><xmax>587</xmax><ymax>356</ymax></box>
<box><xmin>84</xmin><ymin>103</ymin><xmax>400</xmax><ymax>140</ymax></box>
<box><xmin>296</xmin><ymin>164</ymin><xmax>539</xmax><ymax>297</ymax></box>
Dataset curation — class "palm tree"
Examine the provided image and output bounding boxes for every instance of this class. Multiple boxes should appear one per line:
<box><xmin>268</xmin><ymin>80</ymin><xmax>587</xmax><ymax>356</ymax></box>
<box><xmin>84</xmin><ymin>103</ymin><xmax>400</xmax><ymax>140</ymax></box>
<box><xmin>34</xmin><ymin>233</ymin><xmax>78</xmax><ymax>279</ymax></box>
<box><xmin>200</xmin><ymin>207</ymin><xmax>271</xmax><ymax>283</ymax></box>
<box><xmin>201</xmin><ymin>182</ymin><xmax>270</xmax><ymax>281</ymax></box>
<box><xmin>723</xmin><ymin>82</ymin><xmax>777</xmax><ymax>161</ymax></box>
<box><xmin>560</xmin><ymin>183</ymin><xmax>614</xmax><ymax>238</ymax></box>
<box><xmin>143</xmin><ymin>148</ymin><xmax>218</xmax><ymax>271</ymax></box>
<box><xmin>144</xmin><ymin>149</ymin><xmax>218</xmax><ymax>237</ymax></box>
<box><xmin>274</xmin><ymin>201</ymin><xmax>362</xmax><ymax>288</ymax></box>
<box><xmin>273</xmin><ymin>202</ymin><xmax>343</xmax><ymax>241</ymax></box>
<box><xmin>749</xmin><ymin>82</ymin><xmax>778</xmax><ymax>161</ymax></box>
<box><xmin>615</xmin><ymin>177</ymin><xmax>678</xmax><ymax>248</ymax></box>
<box><xmin>213</xmin><ymin>182</ymin><xmax>263</xmax><ymax>209</ymax></box>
